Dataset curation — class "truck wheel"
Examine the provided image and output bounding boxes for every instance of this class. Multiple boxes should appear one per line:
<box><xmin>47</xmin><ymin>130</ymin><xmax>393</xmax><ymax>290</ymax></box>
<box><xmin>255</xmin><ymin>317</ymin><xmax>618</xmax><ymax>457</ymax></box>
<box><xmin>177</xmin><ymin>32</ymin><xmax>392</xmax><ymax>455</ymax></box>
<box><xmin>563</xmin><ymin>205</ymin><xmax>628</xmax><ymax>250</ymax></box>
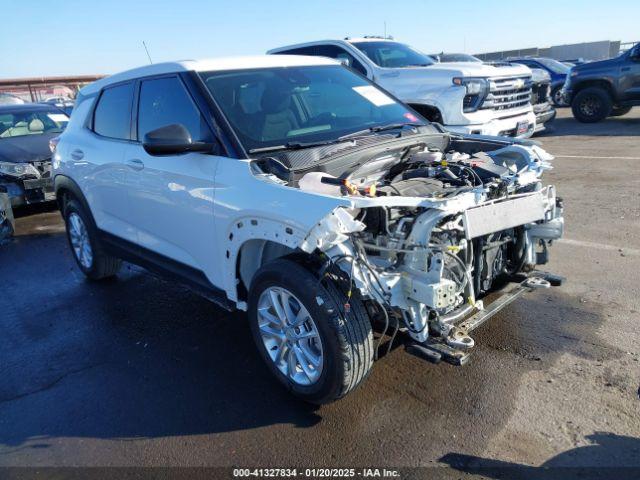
<box><xmin>610</xmin><ymin>106</ymin><xmax>632</xmax><ymax>117</ymax></box>
<box><xmin>551</xmin><ymin>86</ymin><xmax>565</xmax><ymax>107</ymax></box>
<box><xmin>63</xmin><ymin>199</ymin><xmax>121</xmax><ymax>280</ymax></box>
<box><xmin>248</xmin><ymin>258</ymin><xmax>374</xmax><ymax>404</ymax></box>
<box><xmin>571</xmin><ymin>87</ymin><xmax>612</xmax><ymax>123</ymax></box>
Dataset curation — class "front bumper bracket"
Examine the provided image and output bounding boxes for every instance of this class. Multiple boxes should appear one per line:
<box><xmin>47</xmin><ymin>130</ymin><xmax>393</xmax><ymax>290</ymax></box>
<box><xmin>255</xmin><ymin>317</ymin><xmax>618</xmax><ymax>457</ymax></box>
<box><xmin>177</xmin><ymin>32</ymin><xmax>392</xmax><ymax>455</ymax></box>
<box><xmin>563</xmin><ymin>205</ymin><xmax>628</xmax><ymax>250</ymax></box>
<box><xmin>405</xmin><ymin>271</ymin><xmax>564</xmax><ymax>366</ymax></box>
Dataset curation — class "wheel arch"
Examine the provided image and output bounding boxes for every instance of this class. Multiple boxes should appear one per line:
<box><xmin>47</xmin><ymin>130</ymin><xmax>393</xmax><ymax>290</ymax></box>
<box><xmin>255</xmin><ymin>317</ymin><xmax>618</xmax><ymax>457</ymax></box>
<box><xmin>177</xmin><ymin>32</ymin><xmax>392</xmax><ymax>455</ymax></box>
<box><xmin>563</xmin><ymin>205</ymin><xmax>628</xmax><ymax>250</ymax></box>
<box><xmin>408</xmin><ymin>103</ymin><xmax>444</xmax><ymax>123</ymax></box>
<box><xmin>54</xmin><ymin>175</ymin><xmax>96</xmax><ymax>226</ymax></box>
<box><xmin>223</xmin><ymin>216</ymin><xmax>319</xmax><ymax>307</ymax></box>
<box><xmin>572</xmin><ymin>79</ymin><xmax>616</xmax><ymax>101</ymax></box>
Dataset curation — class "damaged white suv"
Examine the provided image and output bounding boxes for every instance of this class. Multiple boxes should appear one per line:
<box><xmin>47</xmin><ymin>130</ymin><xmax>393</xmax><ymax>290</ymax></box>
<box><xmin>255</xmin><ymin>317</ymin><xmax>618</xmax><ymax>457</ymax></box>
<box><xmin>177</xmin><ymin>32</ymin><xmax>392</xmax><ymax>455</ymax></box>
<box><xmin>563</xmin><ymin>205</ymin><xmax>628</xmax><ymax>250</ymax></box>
<box><xmin>53</xmin><ymin>56</ymin><xmax>564</xmax><ymax>403</ymax></box>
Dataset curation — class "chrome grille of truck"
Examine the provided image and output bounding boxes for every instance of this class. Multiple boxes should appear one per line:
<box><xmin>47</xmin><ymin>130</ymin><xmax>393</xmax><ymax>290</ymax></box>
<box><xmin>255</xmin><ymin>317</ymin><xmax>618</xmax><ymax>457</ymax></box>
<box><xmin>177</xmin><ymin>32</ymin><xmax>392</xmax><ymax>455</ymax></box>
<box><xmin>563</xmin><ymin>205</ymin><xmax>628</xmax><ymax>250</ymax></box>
<box><xmin>481</xmin><ymin>76</ymin><xmax>532</xmax><ymax>112</ymax></box>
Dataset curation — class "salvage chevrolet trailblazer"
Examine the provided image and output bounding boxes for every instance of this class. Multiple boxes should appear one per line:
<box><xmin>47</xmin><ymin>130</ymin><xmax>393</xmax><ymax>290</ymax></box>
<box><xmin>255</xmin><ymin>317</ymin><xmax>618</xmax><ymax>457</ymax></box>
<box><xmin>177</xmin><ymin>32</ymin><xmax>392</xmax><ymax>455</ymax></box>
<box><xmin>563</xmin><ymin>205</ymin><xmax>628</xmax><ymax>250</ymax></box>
<box><xmin>53</xmin><ymin>56</ymin><xmax>564</xmax><ymax>403</ymax></box>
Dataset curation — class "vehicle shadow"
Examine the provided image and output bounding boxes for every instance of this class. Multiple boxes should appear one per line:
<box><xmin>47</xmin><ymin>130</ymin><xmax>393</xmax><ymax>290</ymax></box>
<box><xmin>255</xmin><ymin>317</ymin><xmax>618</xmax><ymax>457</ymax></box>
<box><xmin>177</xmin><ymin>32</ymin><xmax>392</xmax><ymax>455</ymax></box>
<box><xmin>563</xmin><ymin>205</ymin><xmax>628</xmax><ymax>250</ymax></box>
<box><xmin>537</xmin><ymin>113</ymin><xmax>640</xmax><ymax>137</ymax></box>
<box><xmin>0</xmin><ymin>231</ymin><xmax>619</xmax><ymax>465</ymax></box>
<box><xmin>440</xmin><ymin>432</ymin><xmax>640</xmax><ymax>479</ymax></box>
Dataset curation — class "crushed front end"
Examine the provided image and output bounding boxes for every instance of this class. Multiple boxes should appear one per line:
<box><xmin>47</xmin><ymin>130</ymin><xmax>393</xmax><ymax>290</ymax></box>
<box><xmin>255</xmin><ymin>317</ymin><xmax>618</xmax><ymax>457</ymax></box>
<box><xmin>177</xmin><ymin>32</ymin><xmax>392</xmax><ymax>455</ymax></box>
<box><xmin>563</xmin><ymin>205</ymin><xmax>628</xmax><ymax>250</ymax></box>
<box><xmin>297</xmin><ymin>134</ymin><xmax>564</xmax><ymax>364</ymax></box>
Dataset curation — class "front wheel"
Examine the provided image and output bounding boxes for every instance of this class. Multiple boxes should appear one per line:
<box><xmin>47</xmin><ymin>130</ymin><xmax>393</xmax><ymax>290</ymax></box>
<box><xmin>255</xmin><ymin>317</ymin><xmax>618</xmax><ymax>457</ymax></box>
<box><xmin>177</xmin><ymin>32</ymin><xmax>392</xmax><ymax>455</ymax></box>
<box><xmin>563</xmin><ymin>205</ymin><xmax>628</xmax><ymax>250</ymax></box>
<box><xmin>571</xmin><ymin>87</ymin><xmax>612</xmax><ymax>123</ymax></box>
<box><xmin>248</xmin><ymin>259</ymin><xmax>374</xmax><ymax>404</ymax></box>
<box><xmin>551</xmin><ymin>86</ymin><xmax>566</xmax><ymax>107</ymax></box>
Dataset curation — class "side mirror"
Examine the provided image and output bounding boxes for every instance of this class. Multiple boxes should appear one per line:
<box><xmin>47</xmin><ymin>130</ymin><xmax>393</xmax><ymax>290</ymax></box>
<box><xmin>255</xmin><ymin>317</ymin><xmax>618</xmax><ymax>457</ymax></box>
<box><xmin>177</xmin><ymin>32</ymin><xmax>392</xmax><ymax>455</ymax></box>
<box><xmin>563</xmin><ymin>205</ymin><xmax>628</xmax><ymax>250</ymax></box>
<box><xmin>142</xmin><ymin>124</ymin><xmax>214</xmax><ymax>156</ymax></box>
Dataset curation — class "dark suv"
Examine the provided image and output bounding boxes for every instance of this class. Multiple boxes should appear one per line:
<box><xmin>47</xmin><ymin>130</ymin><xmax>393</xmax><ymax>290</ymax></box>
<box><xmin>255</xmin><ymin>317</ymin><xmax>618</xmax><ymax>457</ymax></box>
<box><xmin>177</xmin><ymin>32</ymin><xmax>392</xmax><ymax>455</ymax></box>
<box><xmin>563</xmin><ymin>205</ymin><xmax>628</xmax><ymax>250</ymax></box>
<box><xmin>562</xmin><ymin>43</ymin><xmax>640</xmax><ymax>123</ymax></box>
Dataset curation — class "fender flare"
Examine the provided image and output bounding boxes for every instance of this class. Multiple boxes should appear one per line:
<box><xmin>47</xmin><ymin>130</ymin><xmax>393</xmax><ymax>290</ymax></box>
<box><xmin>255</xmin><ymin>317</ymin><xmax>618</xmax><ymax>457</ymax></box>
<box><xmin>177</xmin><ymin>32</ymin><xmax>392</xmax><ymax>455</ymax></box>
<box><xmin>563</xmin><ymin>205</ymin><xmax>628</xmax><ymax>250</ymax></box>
<box><xmin>54</xmin><ymin>175</ymin><xmax>96</xmax><ymax>226</ymax></box>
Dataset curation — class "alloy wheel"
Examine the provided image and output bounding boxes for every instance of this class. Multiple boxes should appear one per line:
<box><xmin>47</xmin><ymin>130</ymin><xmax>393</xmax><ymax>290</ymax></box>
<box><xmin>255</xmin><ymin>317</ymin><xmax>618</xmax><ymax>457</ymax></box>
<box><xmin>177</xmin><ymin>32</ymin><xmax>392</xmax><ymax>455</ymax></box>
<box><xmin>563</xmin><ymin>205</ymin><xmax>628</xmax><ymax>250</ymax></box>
<box><xmin>68</xmin><ymin>212</ymin><xmax>93</xmax><ymax>269</ymax></box>
<box><xmin>579</xmin><ymin>96</ymin><xmax>600</xmax><ymax>117</ymax></box>
<box><xmin>257</xmin><ymin>286</ymin><xmax>323</xmax><ymax>386</ymax></box>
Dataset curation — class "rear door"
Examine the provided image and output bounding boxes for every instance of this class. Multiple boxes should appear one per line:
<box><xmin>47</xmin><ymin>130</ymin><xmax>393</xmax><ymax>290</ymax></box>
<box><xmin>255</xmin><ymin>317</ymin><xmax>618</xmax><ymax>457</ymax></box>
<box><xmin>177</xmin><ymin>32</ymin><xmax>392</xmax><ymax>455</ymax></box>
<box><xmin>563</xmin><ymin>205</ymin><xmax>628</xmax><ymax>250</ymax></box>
<box><xmin>80</xmin><ymin>82</ymin><xmax>136</xmax><ymax>242</ymax></box>
<box><xmin>124</xmin><ymin>74</ymin><xmax>220</xmax><ymax>279</ymax></box>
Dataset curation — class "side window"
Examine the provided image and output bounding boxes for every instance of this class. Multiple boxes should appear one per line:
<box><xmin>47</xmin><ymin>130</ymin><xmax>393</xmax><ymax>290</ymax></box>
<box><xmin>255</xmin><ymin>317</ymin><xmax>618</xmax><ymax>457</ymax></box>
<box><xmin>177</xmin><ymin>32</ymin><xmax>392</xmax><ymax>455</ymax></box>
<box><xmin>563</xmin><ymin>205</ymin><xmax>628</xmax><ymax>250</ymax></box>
<box><xmin>273</xmin><ymin>46</ymin><xmax>317</xmax><ymax>56</ymax></box>
<box><xmin>93</xmin><ymin>82</ymin><xmax>134</xmax><ymax>140</ymax></box>
<box><xmin>137</xmin><ymin>76</ymin><xmax>211</xmax><ymax>142</ymax></box>
<box><xmin>315</xmin><ymin>45</ymin><xmax>367</xmax><ymax>76</ymax></box>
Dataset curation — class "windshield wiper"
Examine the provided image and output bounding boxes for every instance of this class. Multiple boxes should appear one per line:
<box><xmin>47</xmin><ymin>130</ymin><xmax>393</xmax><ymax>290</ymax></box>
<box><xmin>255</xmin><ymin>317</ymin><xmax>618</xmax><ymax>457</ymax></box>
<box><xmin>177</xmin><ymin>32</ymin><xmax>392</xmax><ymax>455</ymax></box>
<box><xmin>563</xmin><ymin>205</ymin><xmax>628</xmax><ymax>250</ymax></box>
<box><xmin>248</xmin><ymin>123</ymin><xmax>426</xmax><ymax>154</ymax></box>
<box><xmin>248</xmin><ymin>139</ymin><xmax>351</xmax><ymax>154</ymax></box>
<box><xmin>339</xmin><ymin>122</ymin><xmax>425</xmax><ymax>141</ymax></box>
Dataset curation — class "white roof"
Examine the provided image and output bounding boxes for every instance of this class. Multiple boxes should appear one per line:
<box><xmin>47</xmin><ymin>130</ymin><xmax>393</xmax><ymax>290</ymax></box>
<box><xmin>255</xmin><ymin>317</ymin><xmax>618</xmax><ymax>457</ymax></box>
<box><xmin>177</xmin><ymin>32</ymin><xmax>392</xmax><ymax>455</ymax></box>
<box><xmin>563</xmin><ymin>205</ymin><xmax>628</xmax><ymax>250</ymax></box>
<box><xmin>345</xmin><ymin>37</ymin><xmax>396</xmax><ymax>43</ymax></box>
<box><xmin>81</xmin><ymin>55</ymin><xmax>339</xmax><ymax>95</ymax></box>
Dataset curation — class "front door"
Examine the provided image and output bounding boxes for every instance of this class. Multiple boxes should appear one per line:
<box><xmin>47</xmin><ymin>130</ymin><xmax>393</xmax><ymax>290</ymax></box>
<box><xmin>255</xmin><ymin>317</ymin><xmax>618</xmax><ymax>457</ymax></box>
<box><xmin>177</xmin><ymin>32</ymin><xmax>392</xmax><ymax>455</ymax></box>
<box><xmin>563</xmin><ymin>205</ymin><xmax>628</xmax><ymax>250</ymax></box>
<box><xmin>124</xmin><ymin>75</ymin><xmax>220</xmax><ymax>283</ymax></box>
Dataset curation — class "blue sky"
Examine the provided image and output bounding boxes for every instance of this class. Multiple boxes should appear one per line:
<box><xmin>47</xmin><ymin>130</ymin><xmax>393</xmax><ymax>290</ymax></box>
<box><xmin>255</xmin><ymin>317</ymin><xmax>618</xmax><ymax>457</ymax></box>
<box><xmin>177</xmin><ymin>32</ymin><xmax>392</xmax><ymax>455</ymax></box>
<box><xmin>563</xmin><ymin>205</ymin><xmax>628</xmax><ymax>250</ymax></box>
<box><xmin>1</xmin><ymin>0</ymin><xmax>638</xmax><ymax>78</ymax></box>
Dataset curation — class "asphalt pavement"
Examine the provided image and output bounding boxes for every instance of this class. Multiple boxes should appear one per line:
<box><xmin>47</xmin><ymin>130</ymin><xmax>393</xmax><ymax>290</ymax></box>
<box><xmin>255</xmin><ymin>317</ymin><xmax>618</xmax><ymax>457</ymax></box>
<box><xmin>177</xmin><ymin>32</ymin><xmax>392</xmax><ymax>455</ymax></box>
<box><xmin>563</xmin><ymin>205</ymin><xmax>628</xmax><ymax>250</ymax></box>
<box><xmin>1</xmin><ymin>108</ymin><xmax>639</xmax><ymax>473</ymax></box>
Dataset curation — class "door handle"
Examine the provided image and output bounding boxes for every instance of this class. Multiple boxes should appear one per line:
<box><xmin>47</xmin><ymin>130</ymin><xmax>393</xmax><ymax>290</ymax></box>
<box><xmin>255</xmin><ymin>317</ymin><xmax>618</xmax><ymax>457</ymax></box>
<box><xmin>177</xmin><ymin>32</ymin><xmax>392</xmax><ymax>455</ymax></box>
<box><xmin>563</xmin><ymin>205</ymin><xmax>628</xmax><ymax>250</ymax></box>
<box><xmin>71</xmin><ymin>149</ymin><xmax>84</xmax><ymax>161</ymax></box>
<box><xmin>126</xmin><ymin>158</ymin><xmax>144</xmax><ymax>171</ymax></box>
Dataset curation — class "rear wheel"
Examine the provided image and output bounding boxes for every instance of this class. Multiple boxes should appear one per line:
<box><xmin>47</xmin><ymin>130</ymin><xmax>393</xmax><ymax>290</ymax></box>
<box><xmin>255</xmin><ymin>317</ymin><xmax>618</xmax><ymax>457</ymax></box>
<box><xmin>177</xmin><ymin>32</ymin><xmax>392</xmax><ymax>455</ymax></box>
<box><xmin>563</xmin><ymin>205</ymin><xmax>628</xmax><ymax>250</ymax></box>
<box><xmin>63</xmin><ymin>199</ymin><xmax>121</xmax><ymax>280</ymax></box>
<box><xmin>248</xmin><ymin>259</ymin><xmax>374</xmax><ymax>404</ymax></box>
<box><xmin>571</xmin><ymin>87</ymin><xmax>612</xmax><ymax>123</ymax></box>
<box><xmin>610</xmin><ymin>106</ymin><xmax>632</xmax><ymax>117</ymax></box>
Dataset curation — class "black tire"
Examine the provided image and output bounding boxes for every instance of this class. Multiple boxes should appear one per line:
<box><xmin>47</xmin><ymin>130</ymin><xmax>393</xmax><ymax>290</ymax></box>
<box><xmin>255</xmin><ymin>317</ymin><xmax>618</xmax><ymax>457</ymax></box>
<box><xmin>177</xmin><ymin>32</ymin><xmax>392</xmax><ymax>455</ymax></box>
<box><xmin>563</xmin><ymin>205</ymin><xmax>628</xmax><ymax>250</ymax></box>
<box><xmin>550</xmin><ymin>85</ymin><xmax>565</xmax><ymax>107</ymax></box>
<box><xmin>63</xmin><ymin>198</ymin><xmax>121</xmax><ymax>280</ymax></box>
<box><xmin>610</xmin><ymin>106</ymin><xmax>633</xmax><ymax>117</ymax></box>
<box><xmin>571</xmin><ymin>87</ymin><xmax>612</xmax><ymax>123</ymax></box>
<box><xmin>248</xmin><ymin>258</ymin><xmax>374</xmax><ymax>404</ymax></box>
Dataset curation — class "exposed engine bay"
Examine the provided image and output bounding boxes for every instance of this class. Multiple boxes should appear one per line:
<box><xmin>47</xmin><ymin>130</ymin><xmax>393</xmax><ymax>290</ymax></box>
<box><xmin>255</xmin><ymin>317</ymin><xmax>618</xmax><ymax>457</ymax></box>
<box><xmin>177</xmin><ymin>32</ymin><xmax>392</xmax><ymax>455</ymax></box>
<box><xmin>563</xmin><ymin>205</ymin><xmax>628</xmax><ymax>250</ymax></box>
<box><xmin>251</xmin><ymin>131</ymin><xmax>564</xmax><ymax>361</ymax></box>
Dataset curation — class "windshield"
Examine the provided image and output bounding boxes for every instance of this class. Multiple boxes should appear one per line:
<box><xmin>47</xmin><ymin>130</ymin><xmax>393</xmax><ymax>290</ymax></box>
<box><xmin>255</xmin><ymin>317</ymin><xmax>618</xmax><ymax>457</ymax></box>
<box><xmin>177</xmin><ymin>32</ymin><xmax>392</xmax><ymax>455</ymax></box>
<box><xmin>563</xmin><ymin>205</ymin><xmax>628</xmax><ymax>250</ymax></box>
<box><xmin>438</xmin><ymin>53</ymin><xmax>482</xmax><ymax>63</ymax></box>
<box><xmin>200</xmin><ymin>65</ymin><xmax>427</xmax><ymax>153</ymax></box>
<box><xmin>351</xmin><ymin>41</ymin><xmax>435</xmax><ymax>68</ymax></box>
<box><xmin>0</xmin><ymin>108</ymin><xmax>68</xmax><ymax>139</ymax></box>
<box><xmin>536</xmin><ymin>58</ymin><xmax>570</xmax><ymax>74</ymax></box>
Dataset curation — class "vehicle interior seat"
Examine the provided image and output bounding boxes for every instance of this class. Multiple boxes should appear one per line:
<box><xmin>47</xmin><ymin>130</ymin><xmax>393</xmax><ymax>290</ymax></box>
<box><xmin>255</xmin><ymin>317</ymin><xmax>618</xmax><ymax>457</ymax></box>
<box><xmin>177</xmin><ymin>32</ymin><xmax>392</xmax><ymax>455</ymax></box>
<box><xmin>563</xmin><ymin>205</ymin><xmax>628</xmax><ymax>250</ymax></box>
<box><xmin>28</xmin><ymin>119</ymin><xmax>45</xmax><ymax>133</ymax></box>
<box><xmin>259</xmin><ymin>88</ymin><xmax>299</xmax><ymax>141</ymax></box>
<box><xmin>0</xmin><ymin>120</ymin><xmax>29</xmax><ymax>137</ymax></box>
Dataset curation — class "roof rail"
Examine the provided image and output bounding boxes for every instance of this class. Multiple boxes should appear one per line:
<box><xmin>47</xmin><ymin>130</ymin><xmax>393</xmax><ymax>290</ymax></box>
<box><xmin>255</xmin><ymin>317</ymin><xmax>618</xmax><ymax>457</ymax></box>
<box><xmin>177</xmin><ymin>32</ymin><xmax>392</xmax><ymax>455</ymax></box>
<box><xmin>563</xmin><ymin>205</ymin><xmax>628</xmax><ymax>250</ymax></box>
<box><xmin>344</xmin><ymin>35</ymin><xmax>394</xmax><ymax>40</ymax></box>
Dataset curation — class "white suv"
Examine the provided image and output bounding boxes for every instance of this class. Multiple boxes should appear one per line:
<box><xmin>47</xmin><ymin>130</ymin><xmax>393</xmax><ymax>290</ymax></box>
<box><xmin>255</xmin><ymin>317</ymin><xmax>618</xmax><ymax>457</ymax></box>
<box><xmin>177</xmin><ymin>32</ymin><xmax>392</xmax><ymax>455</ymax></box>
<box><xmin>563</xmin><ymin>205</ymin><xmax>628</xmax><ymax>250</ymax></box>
<box><xmin>53</xmin><ymin>55</ymin><xmax>563</xmax><ymax>403</ymax></box>
<box><xmin>269</xmin><ymin>37</ymin><xmax>537</xmax><ymax>138</ymax></box>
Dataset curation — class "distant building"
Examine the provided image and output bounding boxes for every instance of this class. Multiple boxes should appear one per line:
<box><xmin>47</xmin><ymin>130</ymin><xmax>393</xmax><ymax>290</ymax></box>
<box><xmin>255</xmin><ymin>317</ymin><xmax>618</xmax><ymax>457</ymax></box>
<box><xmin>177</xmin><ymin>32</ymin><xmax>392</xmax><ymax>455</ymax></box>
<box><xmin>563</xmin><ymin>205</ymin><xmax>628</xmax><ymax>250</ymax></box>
<box><xmin>475</xmin><ymin>40</ymin><xmax>628</xmax><ymax>62</ymax></box>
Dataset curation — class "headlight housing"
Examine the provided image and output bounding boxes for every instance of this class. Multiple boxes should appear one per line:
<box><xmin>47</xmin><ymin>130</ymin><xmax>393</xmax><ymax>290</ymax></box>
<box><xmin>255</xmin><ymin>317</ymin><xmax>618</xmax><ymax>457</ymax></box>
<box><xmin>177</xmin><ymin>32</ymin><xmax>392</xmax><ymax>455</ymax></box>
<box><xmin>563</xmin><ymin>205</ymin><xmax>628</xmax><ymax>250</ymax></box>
<box><xmin>453</xmin><ymin>77</ymin><xmax>489</xmax><ymax>112</ymax></box>
<box><xmin>0</xmin><ymin>162</ymin><xmax>41</xmax><ymax>178</ymax></box>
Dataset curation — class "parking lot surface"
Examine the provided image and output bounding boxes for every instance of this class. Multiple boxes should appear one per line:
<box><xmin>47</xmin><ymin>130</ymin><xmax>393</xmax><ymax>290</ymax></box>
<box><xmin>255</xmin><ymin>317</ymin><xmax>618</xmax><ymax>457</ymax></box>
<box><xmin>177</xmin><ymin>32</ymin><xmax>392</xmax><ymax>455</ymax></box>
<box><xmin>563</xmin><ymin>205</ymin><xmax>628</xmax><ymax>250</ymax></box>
<box><xmin>1</xmin><ymin>109</ymin><xmax>639</xmax><ymax>470</ymax></box>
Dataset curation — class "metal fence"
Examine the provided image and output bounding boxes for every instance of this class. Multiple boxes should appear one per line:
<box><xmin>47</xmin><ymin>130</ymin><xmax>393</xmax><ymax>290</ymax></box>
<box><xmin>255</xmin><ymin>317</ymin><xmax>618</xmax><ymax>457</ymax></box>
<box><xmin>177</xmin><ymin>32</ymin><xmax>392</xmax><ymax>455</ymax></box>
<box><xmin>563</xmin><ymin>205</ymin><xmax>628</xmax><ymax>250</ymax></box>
<box><xmin>0</xmin><ymin>75</ymin><xmax>104</xmax><ymax>103</ymax></box>
<box><xmin>476</xmin><ymin>40</ymin><xmax>627</xmax><ymax>62</ymax></box>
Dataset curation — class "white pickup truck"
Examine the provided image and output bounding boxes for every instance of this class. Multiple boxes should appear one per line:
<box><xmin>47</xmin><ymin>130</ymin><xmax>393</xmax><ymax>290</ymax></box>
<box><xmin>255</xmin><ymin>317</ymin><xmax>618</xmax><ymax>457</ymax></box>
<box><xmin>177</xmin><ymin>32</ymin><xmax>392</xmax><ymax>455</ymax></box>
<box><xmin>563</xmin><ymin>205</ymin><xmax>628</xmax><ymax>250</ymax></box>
<box><xmin>269</xmin><ymin>37</ymin><xmax>536</xmax><ymax>138</ymax></box>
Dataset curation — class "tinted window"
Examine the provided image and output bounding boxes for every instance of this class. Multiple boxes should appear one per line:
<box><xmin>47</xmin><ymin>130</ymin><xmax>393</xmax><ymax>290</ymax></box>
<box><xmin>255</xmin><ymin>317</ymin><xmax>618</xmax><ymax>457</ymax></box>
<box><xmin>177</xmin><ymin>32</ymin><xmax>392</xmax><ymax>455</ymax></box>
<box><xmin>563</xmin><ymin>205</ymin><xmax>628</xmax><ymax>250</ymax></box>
<box><xmin>273</xmin><ymin>46</ymin><xmax>317</xmax><ymax>56</ymax></box>
<box><xmin>200</xmin><ymin>65</ymin><xmax>427</xmax><ymax>152</ymax></box>
<box><xmin>438</xmin><ymin>53</ymin><xmax>483</xmax><ymax>63</ymax></box>
<box><xmin>351</xmin><ymin>41</ymin><xmax>434</xmax><ymax>68</ymax></box>
<box><xmin>536</xmin><ymin>58</ymin><xmax>570</xmax><ymax>74</ymax></box>
<box><xmin>137</xmin><ymin>76</ymin><xmax>210</xmax><ymax>142</ymax></box>
<box><xmin>515</xmin><ymin>59</ymin><xmax>536</xmax><ymax>68</ymax></box>
<box><xmin>315</xmin><ymin>45</ymin><xmax>367</xmax><ymax>75</ymax></box>
<box><xmin>93</xmin><ymin>83</ymin><xmax>134</xmax><ymax>140</ymax></box>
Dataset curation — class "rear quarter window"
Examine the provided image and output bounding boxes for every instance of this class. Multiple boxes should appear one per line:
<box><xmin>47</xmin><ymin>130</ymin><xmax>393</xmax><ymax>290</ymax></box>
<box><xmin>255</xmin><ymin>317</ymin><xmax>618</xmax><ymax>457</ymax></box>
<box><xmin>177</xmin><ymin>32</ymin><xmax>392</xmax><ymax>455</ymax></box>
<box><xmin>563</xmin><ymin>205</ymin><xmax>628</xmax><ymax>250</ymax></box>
<box><xmin>93</xmin><ymin>82</ymin><xmax>134</xmax><ymax>140</ymax></box>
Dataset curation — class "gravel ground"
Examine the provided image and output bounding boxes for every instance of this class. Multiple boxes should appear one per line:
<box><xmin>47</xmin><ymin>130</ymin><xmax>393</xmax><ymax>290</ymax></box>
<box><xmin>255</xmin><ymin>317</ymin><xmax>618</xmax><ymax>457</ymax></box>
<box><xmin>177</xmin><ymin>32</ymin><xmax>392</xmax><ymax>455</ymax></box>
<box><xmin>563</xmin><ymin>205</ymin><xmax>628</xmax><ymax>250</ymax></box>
<box><xmin>0</xmin><ymin>108</ymin><xmax>639</xmax><ymax>476</ymax></box>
